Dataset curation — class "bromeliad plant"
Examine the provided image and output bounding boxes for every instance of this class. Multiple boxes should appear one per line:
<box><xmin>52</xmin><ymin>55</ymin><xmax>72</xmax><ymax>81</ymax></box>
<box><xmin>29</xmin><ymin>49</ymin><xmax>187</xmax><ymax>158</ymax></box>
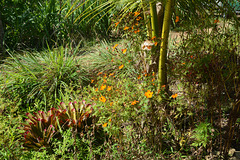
<box><xmin>20</xmin><ymin>101</ymin><xmax>96</xmax><ymax>151</ymax></box>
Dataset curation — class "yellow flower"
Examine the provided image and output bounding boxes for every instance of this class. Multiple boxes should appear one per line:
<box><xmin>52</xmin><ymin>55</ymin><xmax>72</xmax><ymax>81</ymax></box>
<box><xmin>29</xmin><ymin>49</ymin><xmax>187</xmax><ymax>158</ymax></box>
<box><xmin>102</xmin><ymin>123</ymin><xmax>108</xmax><ymax>127</ymax></box>
<box><xmin>119</xmin><ymin>64</ymin><xmax>124</xmax><ymax>69</ymax></box>
<box><xmin>145</xmin><ymin>90</ymin><xmax>153</xmax><ymax>98</ymax></box>
<box><xmin>107</xmin><ymin>86</ymin><xmax>112</xmax><ymax>91</ymax></box>
<box><xmin>131</xmin><ymin>100</ymin><xmax>139</xmax><ymax>105</ymax></box>
<box><xmin>99</xmin><ymin>96</ymin><xmax>106</xmax><ymax>102</ymax></box>
<box><xmin>171</xmin><ymin>93</ymin><xmax>178</xmax><ymax>99</ymax></box>
<box><xmin>100</xmin><ymin>85</ymin><xmax>106</xmax><ymax>90</ymax></box>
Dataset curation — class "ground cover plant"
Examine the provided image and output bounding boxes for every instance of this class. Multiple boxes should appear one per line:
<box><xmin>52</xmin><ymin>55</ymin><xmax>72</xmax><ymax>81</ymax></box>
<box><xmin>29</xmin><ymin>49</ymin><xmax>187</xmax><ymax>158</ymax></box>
<box><xmin>0</xmin><ymin>0</ymin><xmax>240</xmax><ymax>159</ymax></box>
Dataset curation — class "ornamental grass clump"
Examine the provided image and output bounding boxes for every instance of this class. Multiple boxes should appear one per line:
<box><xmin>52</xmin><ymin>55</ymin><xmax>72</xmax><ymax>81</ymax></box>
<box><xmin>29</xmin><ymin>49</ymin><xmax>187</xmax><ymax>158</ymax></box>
<box><xmin>1</xmin><ymin>46</ymin><xmax>88</xmax><ymax>108</ymax></box>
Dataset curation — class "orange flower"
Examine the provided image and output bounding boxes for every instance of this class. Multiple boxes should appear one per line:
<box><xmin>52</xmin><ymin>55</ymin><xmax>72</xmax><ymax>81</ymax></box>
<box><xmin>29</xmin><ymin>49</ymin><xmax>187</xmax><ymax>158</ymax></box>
<box><xmin>95</xmin><ymin>88</ymin><xmax>98</xmax><ymax>91</ymax></box>
<box><xmin>124</xmin><ymin>26</ymin><xmax>129</xmax><ymax>30</ymax></box>
<box><xmin>99</xmin><ymin>96</ymin><xmax>107</xmax><ymax>102</ymax></box>
<box><xmin>113</xmin><ymin>44</ymin><xmax>119</xmax><ymax>50</ymax></box>
<box><xmin>136</xmin><ymin>17</ymin><xmax>142</xmax><ymax>21</ymax></box>
<box><xmin>131</xmin><ymin>100</ymin><xmax>139</xmax><ymax>105</ymax></box>
<box><xmin>102</xmin><ymin>123</ymin><xmax>108</xmax><ymax>127</ymax></box>
<box><xmin>134</xmin><ymin>11</ymin><xmax>140</xmax><ymax>16</ymax></box>
<box><xmin>107</xmin><ymin>86</ymin><xmax>112</xmax><ymax>91</ymax></box>
<box><xmin>161</xmin><ymin>85</ymin><xmax>166</xmax><ymax>88</ymax></box>
<box><xmin>103</xmin><ymin>79</ymin><xmax>107</xmax><ymax>83</ymax></box>
<box><xmin>111</xmin><ymin>59</ymin><xmax>114</xmax><ymax>62</ymax></box>
<box><xmin>145</xmin><ymin>90</ymin><xmax>153</xmax><ymax>98</ymax></box>
<box><xmin>97</xmin><ymin>72</ymin><xmax>102</xmax><ymax>75</ymax></box>
<box><xmin>134</xmin><ymin>29</ymin><xmax>140</xmax><ymax>33</ymax></box>
<box><xmin>175</xmin><ymin>16</ymin><xmax>180</xmax><ymax>23</ymax></box>
<box><xmin>115</xmin><ymin>22</ymin><xmax>120</xmax><ymax>27</ymax></box>
<box><xmin>122</xmin><ymin>48</ymin><xmax>127</xmax><ymax>54</ymax></box>
<box><xmin>154</xmin><ymin>41</ymin><xmax>158</xmax><ymax>46</ymax></box>
<box><xmin>138</xmin><ymin>75</ymin><xmax>141</xmax><ymax>79</ymax></box>
<box><xmin>109</xmin><ymin>73</ymin><xmax>114</xmax><ymax>76</ymax></box>
<box><xmin>91</xmin><ymin>79</ymin><xmax>94</xmax><ymax>83</ymax></box>
<box><xmin>152</xmin><ymin>72</ymin><xmax>155</xmax><ymax>76</ymax></box>
<box><xmin>100</xmin><ymin>85</ymin><xmax>106</xmax><ymax>90</ymax></box>
<box><xmin>182</xmin><ymin>62</ymin><xmax>185</xmax><ymax>65</ymax></box>
<box><xmin>151</xmin><ymin>36</ymin><xmax>156</xmax><ymax>40</ymax></box>
<box><xmin>128</xmin><ymin>60</ymin><xmax>132</xmax><ymax>63</ymax></box>
<box><xmin>214</xmin><ymin>19</ymin><xmax>219</xmax><ymax>23</ymax></box>
<box><xmin>109</xmin><ymin>119</ymin><xmax>112</xmax><ymax>122</ymax></box>
<box><xmin>110</xmin><ymin>102</ymin><xmax>113</xmax><ymax>106</ymax></box>
<box><xmin>171</xmin><ymin>93</ymin><xmax>178</xmax><ymax>99</ymax></box>
<box><xmin>119</xmin><ymin>64</ymin><xmax>124</xmax><ymax>69</ymax></box>
<box><xmin>151</xmin><ymin>78</ymin><xmax>156</xmax><ymax>82</ymax></box>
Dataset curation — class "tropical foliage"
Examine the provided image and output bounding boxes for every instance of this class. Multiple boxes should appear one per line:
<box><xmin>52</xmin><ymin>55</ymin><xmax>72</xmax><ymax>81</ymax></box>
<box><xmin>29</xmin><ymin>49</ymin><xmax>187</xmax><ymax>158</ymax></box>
<box><xmin>0</xmin><ymin>0</ymin><xmax>240</xmax><ymax>159</ymax></box>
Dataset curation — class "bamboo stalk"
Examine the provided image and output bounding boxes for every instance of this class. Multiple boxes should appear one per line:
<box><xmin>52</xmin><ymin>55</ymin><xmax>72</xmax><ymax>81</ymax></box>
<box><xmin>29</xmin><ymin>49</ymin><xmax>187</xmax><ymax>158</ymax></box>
<box><xmin>158</xmin><ymin>0</ymin><xmax>174</xmax><ymax>100</ymax></box>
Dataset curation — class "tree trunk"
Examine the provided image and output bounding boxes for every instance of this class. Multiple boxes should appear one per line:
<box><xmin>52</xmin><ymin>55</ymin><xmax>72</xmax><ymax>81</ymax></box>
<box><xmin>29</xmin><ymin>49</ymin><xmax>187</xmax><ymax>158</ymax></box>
<box><xmin>158</xmin><ymin>0</ymin><xmax>174</xmax><ymax>100</ymax></box>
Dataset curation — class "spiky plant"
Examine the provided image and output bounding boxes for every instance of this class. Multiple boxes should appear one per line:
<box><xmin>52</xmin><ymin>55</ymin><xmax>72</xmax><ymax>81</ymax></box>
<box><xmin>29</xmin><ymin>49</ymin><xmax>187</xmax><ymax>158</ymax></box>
<box><xmin>19</xmin><ymin>101</ymin><xmax>102</xmax><ymax>152</ymax></box>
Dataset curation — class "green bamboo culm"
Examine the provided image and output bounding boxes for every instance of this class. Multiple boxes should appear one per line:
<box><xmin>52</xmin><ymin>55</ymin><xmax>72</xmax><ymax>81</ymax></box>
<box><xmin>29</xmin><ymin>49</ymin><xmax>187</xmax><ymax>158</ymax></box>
<box><xmin>158</xmin><ymin>0</ymin><xmax>174</xmax><ymax>101</ymax></box>
<box><xmin>149</xmin><ymin>1</ymin><xmax>159</xmax><ymax>38</ymax></box>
